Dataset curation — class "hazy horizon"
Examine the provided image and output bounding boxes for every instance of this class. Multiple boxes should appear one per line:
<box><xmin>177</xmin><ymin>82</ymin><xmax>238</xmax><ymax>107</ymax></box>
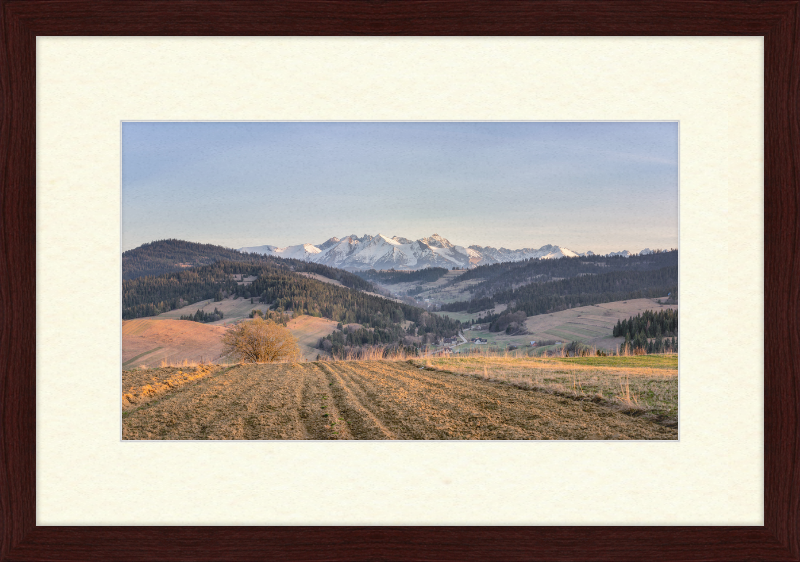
<box><xmin>122</xmin><ymin>122</ymin><xmax>679</xmax><ymax>254</ymax></box>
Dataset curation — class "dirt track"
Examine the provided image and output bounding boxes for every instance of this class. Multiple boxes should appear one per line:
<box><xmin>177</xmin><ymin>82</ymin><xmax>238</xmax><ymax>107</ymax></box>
<box><xmin>122</xmin><ymin>361</ymin><xmax>677</xmax><ymax>440</ymax></box>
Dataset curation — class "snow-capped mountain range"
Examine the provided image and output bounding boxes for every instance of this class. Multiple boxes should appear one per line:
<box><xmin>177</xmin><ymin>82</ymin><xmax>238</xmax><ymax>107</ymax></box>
<box><xmin>239</xmin><ymin>233</ymin><xmax>647</xmax><ymax>271</ymax></box>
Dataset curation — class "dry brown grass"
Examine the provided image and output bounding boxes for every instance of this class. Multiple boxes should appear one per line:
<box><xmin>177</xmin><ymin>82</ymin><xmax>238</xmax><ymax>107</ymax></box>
<box><xmin>122</xmin><ymin>318</ymin><xmax>228</xmax><ymax>368</ymax></box>
<box><xmin>442</xmin><ymin>297</ymin><xmax>676</xmax><ymax>354</ymax></box>
<box><xmin>122</xmin><ymin>364</ymin><xmax>219</xmax><ymax>412</ymax></box>
<box><xmin>286</xmin><ymin>315</ymin><xmax>338</xmax><ymax>360</ymax></box>
<box><xmin>416</xmin><ymin>355</ymin><xmax>677</xmax><ymax>424</ymax></box>
<box><xmin>154</xmin><ymin>296</ymin><xmax>270</xmax><ymax>325</ymax></box>
<box><xmin>295</xmin><ymin>272</ymin><xmax>345</xmax><ymax>287</ymax></box>
<box><xmin>123</xmin><ymin>314</ymin><xmax>340</xmax><ymax>368</ymax></box>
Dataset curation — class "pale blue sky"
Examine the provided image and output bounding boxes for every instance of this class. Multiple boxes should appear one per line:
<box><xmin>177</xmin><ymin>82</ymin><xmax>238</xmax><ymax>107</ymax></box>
<box><xmin>121</xmin><ymin>122</ymin><xmax>678</xmax><ymax>254</ymax></box>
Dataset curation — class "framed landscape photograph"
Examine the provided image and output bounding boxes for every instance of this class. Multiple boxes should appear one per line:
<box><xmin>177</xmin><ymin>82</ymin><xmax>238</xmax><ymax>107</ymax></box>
<box><xmin>121</xmin><ymin>120</ymin><xmax>680</xmax><ymax>441</ymax></box>
<box><xmin>2</xmin><ymin>1</ymin><xmax>797</xmax><ymax>560</ymax></box>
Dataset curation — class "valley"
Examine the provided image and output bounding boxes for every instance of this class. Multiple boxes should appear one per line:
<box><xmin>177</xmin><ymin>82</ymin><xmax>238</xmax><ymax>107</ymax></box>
<box><xmin>433</xmin><ymin>297</ymin><xmax>677</xmax><ymax>355</ymax></box>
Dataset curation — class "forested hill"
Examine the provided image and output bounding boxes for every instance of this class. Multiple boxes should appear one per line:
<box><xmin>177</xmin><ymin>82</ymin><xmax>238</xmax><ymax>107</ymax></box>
<box><xmin>122</xmin><ymin>239</ymin><xmax>373</xmax><ymax>292</ymax></box>
<box><xmin>356</xmin><ymin>267</ymin><xmax>449</xmax><ymax>285</ymax></box>
<box><xmin>443</xmin><ymin>265</ymin><xmax>678</xmax><ymax>318</ymax></box>
<box><xmin>446</xmin><ymin>249</ymin><xmax>678</xmax><ymax>296</ymax></box>
<box><xmin>123</xmin><ymin>239</ymin><xmax>251</xmax><ymax>279</ymax></box>
<box><xmin>122</xmin><ymin>260</ymin><xmax>460</xmax><ymax>350</ymax></box>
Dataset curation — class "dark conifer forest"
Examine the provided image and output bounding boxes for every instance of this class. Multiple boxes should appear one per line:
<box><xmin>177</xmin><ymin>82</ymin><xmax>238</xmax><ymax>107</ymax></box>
<box><xmin>180</xmin><ymin>307</ymin><xmax>224</xmax><ymax>323</ymax></box>
<box><xmin>613</xmin><ymin>309</ymin><xmax>678</xmax><ymax>354</ymax></box>
<box><xmin>446</xmin><ymin>250</ymin><xmax>677</xmax><ymax>295</ymax></box>
<box><xmin>123</xmin><ymin>239</ymin><xmax>255</xmax><ymax>279</ymax></box>
<box><xmin>356</xmin><ymin>267</ymin><xmax>449</xmax><ymax>284</ymax></box>
<box><xmin>443</xmin><ymin>265</ymin><xmax>677</xmax><ymax>320</ymax></box>
<box><xmin>441</xmin><ymin>250</ymin><xmax>677</xmax><ymax>320</ymax></box>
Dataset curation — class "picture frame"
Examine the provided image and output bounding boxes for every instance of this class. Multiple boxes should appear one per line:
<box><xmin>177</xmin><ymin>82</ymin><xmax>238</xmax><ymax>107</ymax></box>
<box><xmin>1</xmin><ymin>1</ymin><xmax>796</xmax><ymax>560</ymax></box>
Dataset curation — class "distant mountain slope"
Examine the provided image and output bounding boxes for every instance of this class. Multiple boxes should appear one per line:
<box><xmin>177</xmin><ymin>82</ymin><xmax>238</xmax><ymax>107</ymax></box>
<box><xmin>122</xmin><ymin>239</ymin><xmax>374</xmax><ymax>292</ymax></box>
<box><xmin>446</xmin><ymin>249</ymin><xmax>678</xmax><ymax>296</ymax></box>
<box><xmin>123</xmin><ymin>239</ymin><xmax>253</xmax><ymax>279</ymax></box>
<box><xmin>357</xmin><ymin>267</ymin><xmax>450</xmax><ymax>285</ymax></box>
<box><xmin>442</xmin><ymin>265</ymin><xmax>678</xmax><ymax>318</ymax></box>
<box><xmin>239</xmin><ymin>233</ymin><xmax>617</xmax><ymax>271</ymax></box>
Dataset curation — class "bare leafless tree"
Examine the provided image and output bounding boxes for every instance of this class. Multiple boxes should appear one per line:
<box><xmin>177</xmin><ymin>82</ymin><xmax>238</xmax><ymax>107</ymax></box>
<box><xmin>221</xmin><ymin>317</ymin><xmax>300</xmax><ymax>363</ymax></box>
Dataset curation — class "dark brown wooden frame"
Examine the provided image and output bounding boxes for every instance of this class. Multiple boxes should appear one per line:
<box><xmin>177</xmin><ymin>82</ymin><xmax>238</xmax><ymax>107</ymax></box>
<box><xmin>1</xmin><ymin>1</ymin><xmax>797</xmax><ymax>560</ymax></box>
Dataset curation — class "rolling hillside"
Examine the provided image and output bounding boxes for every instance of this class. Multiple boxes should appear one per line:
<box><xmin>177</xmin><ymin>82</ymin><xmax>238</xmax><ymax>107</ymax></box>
<box><xmin>123</xmin><ymin>314</ymin><xmax>344</xmax><ymax>366</ymax></box>
<box><xmin>122</xmin><ymin>318</ymin><xmax>228</xmax><ymax>367</ymax></box>
<box><xmin>438</xmin><ymin>297</ymin><xmax>677</xmax><ymax>354</ymax></box>
<box><xmin>123</xmin><ymin>239</ymin><xmax>253</xmax><ymax>280</ymax></box>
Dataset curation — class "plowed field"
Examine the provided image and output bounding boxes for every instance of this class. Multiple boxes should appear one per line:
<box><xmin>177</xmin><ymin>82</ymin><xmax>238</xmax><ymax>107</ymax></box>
<box><xmin>122</xmin><ymin>361</ymin><xmax>677</xmax><ymax>440</ymax></box>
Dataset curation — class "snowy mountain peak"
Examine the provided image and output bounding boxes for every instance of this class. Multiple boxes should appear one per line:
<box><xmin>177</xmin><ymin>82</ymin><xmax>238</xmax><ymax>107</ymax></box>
<box><xmin>377</xmin><ymin>233</ymin><xmax>401</xmax><ymax>245</ymax></box>
<box><xmin>239</xmin><ymin>234</ymin><xmax>637</xmax><ymax>271</ymax></box>
<box><xmin>318</xmin><ymin>237</ymin><xmax>340</xmax><ymax>250</ymax></box>
<box><xmin>420</xmin><ymin>233</ymin><xmax>454</xmax><ymax>249</ymax></box>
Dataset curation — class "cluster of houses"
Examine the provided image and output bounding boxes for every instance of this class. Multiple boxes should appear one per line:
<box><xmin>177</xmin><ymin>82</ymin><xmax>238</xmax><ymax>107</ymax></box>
<box><xmin>441</xmin><ymin>336</ymin><xmax>460</xmax><ymax>346</ymax></box>
<box><xmin>470</xmin><ymin>337</ymin><xmax>488</xmax><ymax>344</ymax></box>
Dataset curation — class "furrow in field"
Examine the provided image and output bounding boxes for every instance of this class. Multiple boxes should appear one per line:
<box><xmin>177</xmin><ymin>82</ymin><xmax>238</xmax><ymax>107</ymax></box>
<box><xmin>122</xmin><ymin>365</ymin><xmax>224</xmax><ymax>412</ymax></box>
<box><xmin>123</xmin><ymin>364</ymin><xmax>307</xmax><ymax>440</ymax></box>
<box><xmin>354</xmin><ymin>362</ymin><xmax>537</xmax><ymax>439</ymax></box>
<box><xmin>349</xmin><ymin>361</ymin><xmax>675</xmax><ymax>440</ymax></box>
<box><xmin>318</xmin><ymin>363</ymin><xmax>394</xmax><ymax>439</ymax></box>
<box><xmin>123</xmin><ymin>360</ymin><xmax>678</xmax><ymax>440</ymax></box>
<box><xmin>298</xmin><ymin>363</ymin><xmax>352</xmax><ymax>439</ymax></box>
<box><xmin>333</xmin><ymin>361</ymin><xmax>442</xmax><ymax>439</ymax></box>
<box><xmin>334</xmin><ymin>362</ymin><xmax>480</xmax><ymax>439</ymax></box>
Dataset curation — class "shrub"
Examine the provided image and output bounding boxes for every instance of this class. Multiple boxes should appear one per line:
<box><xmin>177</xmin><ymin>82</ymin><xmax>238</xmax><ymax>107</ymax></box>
<box><xmin>221</xmin><ymin>317</ymin><xmax>301</xmax><ymax>363</ymax></box>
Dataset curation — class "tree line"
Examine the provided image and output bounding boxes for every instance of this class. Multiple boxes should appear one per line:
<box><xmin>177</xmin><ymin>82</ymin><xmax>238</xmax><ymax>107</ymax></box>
<box><xmin>180</xmin><ymin>307</ymin><xmax>224</xmax><ymax>323</ymax></box>
<box><xmin>319</xmin><ymin>323</ymin><xmax>410</xmax><ymax>357</ymax></box>
<box><xmin>249</xmin><ymin>309</ymin><xmax>291</xmax><ymax>326</ymax></box>
<box><xmin>318</xmin><ymin>308</ymin><xmax>456</xmax><ymax>359</ymax></box>
<box><xmin>614</xmin><ymin>309</ymin><xmax>678</xmax><ymax>354</ymax></box>
<box><xmin>613</xmin><ymin>309</ymin><xmax>678</xmax><ymax>339</ymax></box>
<box><xmin>489</xmin><ymin>310</ymin><xmax>528</xmax><ymax>334</ymax></box>
<box><xmin>356</xmin><ymin>267</ymin><xmax>449</xmax><ymax>285</ymax></box>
